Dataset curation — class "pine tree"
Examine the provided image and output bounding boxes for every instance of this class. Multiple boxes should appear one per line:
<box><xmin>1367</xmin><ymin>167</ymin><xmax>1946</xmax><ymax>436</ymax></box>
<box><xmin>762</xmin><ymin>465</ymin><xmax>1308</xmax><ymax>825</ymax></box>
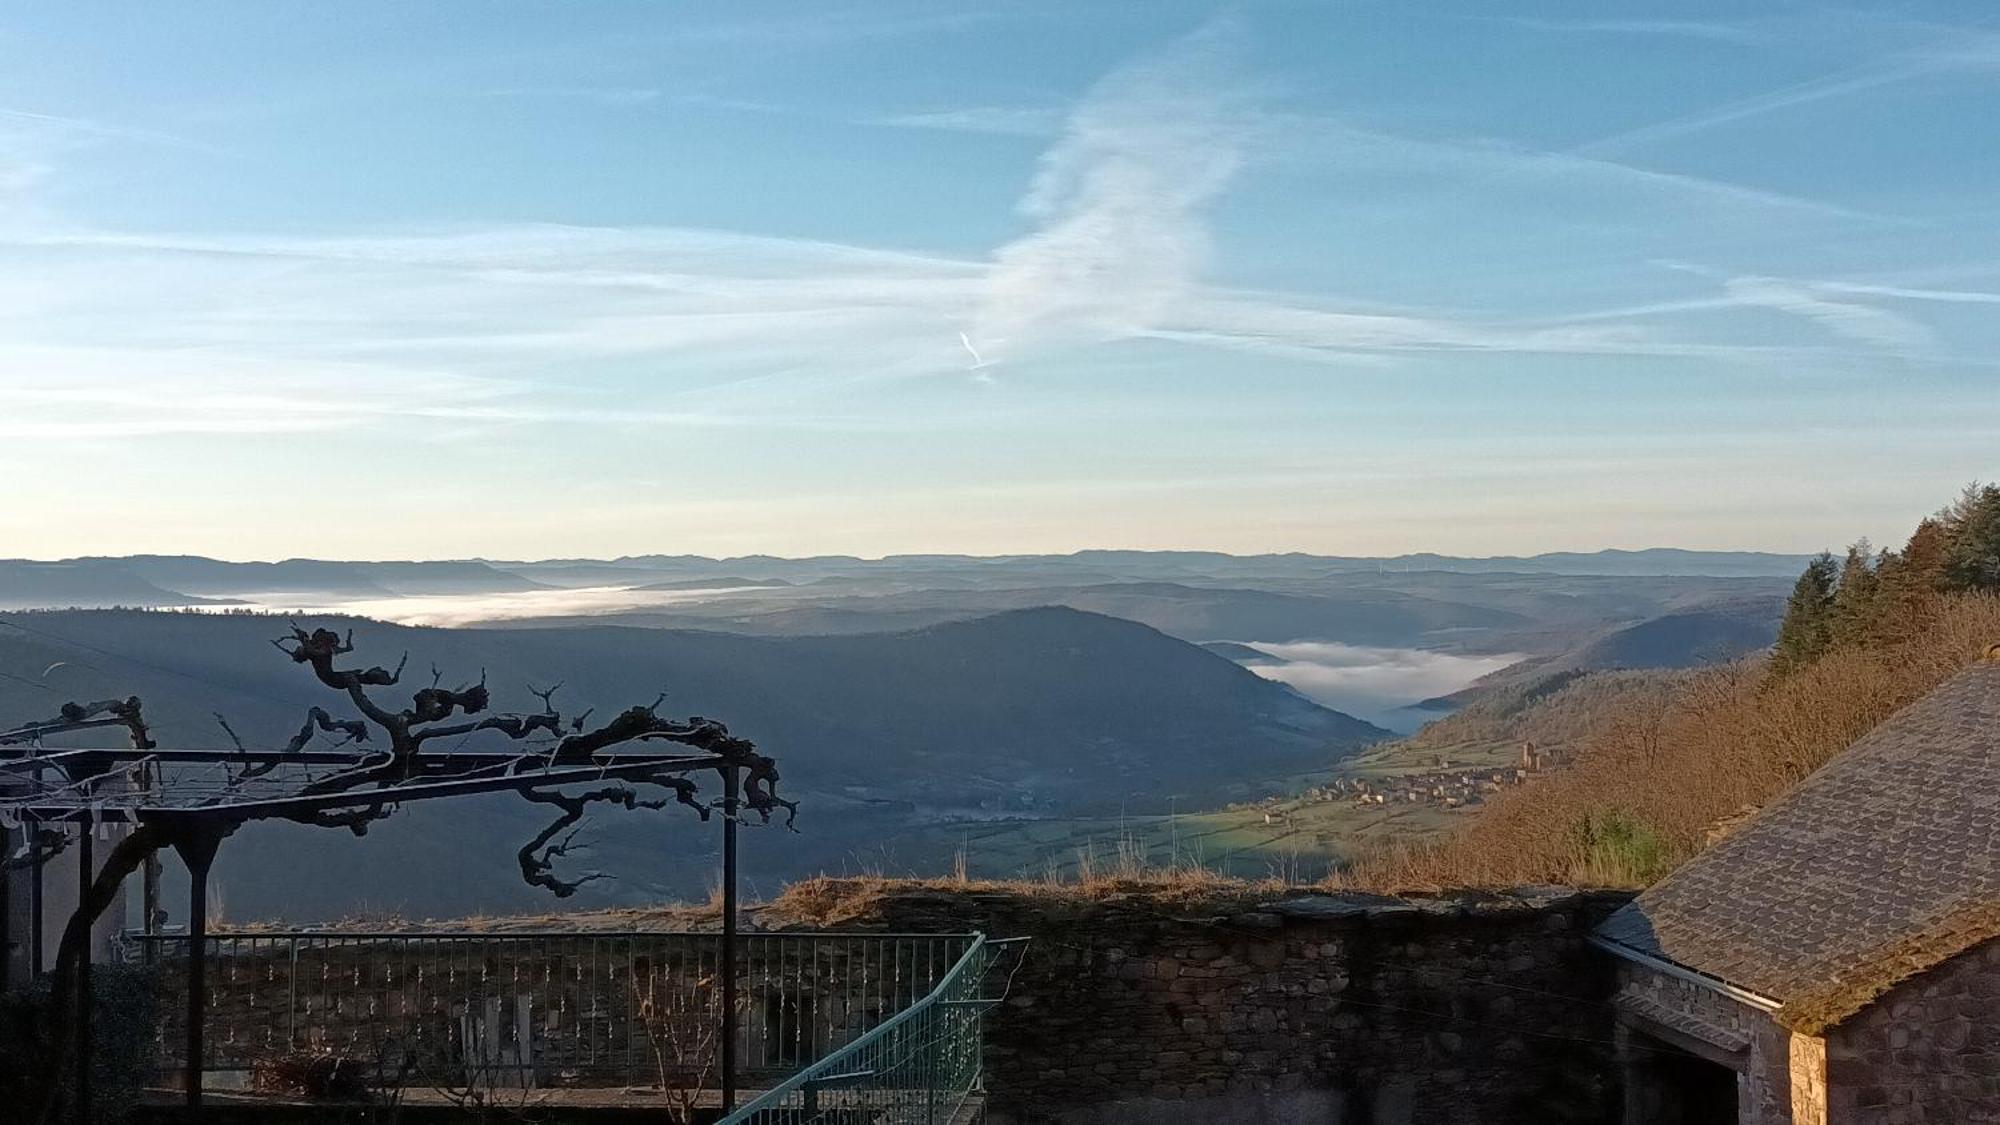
<box><xmin>1770</xmin><ymin>552</ymin><xmax>1839</xmax><ymax>676</ymax></box>
<box><xmin>1942</xmin><ymin>483</ymin><xmax>2000</xmax><ymax>592</ymax></box>
<box><xmin>1828</xmin><ymin>539</ymin><xmax>1880</xmax><ymax>647</ymax></box>
<box><xmin>1870</xmin><ymin>519</ymin><xmax>1949</xmax><ymax>643</ymax></box>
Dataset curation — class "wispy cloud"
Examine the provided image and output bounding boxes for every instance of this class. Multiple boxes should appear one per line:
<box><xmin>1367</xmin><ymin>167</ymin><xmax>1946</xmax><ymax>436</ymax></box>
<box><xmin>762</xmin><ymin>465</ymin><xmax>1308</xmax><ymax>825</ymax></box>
<box><xmin>0</xmin><ymin>223</ymin><xmax>1001</xmax><ymax>434</ymax></box>
<box><xmin>1578</xmin><ymin>31</ymin><xmax>2000</xmax><ymax>156</ymax></box>
<box><xmin>1558</xmin><ymin>263</ymin><xmax>1942</xmax><ymax>355</ymax></box>
<box><xmin>1721</xmin><ymin>274</ymin><xmax>1937</xmax><ymax>351</ymax></box>
<box><xmin>0</xmin><ymin>106</ymin><xmax>219</xmax><ymax>155</ymax></box>
<box><xmin>1273</xmin><ymin>117</ymin><xmax>1882</xmax><ymax>223</ymax></box>
<box><xmin>969</xmin><ymin>20</ymin><xmax>1249</xmax><ymax>362</ymax></box>
<box><xmin>0</xmin><ymin>358</ymin><xmax>524</xmax><ymax>439</ymax></box>
<box><xmin>0</xmin><ymin>213</ymin><xmax>1940</xmax><ymax>449</ymax></box>
<box><xmin>471</xmin><ymin>87</ymin><xmax>664</xmax><ymax>106</ymax></box>
<box><xmin>1811</xmin><ymin>281</ymin><xmax>2000</xmax><ymax>305</ymax></box>
<box><xmin>864</xmin><ymin>106</ymin><xmax>1062</xmax><ymax>137</ymax></box>
<box><xmin>1485</xmin><ymin>16</ymin><xmax>1765</xmax><ymax>44</ymax></box>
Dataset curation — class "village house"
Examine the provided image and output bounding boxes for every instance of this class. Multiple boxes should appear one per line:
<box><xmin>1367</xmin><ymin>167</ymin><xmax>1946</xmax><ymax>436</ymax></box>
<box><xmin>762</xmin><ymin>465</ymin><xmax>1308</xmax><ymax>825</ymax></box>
<box><xmin>1593</xmin><ymin>652</ymin><xmax>2000</xmax><ymax>1124</ymax></box>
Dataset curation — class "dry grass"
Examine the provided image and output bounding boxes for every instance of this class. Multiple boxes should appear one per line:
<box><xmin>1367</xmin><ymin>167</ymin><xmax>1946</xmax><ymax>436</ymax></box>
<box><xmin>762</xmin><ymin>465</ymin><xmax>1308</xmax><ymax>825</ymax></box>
<box><xmin>1338</xmin><ymin>593</ymin><xmax>2000</xmax><ymax>891</ymax></box>
<box><xmin>767</xmin><ymin>866</ymin><xmax>1282</xmax><ymax>928</ymax></box>
<box><xmin>1395</xmin><ymin>666</ymin><xmax>1693</xmax><ymax>760</ymax></box>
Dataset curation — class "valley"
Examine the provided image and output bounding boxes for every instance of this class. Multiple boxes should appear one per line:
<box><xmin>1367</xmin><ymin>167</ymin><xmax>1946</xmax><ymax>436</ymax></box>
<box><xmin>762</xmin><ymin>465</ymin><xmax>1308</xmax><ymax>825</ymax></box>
<box><xmin>0</xmin><ymin>549</ymin><xmax>1794</xmax><ymax>918</ymax></box>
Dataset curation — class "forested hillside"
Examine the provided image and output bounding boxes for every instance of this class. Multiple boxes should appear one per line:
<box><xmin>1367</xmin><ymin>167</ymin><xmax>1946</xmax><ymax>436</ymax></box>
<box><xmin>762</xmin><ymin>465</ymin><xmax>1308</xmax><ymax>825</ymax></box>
<box><xmin>1349</xmin><ymin>483</ymin><xmax>2000</xmax><ymax>889</ymax></box>
<box><xmin>0</xmin><ymin>607</ymin><xmax>1382</xmax><ymax>918</ymax></box>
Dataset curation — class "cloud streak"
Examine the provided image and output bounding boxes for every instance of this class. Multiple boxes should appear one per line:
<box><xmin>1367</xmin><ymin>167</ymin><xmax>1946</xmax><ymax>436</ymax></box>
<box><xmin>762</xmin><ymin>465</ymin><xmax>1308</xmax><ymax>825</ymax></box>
<box><xmin>1721</xmin><ymin>275</ymin><xmax>1938</xmax><ymax>351</ymax></box>
<box><xmin>1577</xmin><ymin>30</ymin><xmax>2000</xmax><ymax>156</ymax></box>
<box><xmin>1</xmin><ymin>213</ymin><xmax>1962</xmax><ymax>449</ymax></box>
<box><xmin>1484</xmin><ymin>16</ymin><xmax>1767</xmax><ymax>44</ymax></box>
<box><xmin>864</xmin><ymin>107</ymin><xmax>1062</xmax><ymax>137</ymax></box>
<box><xmin>970</xmin><ymin>20</ymin><xmax>1248</xmax><ymax>362</ymax></box>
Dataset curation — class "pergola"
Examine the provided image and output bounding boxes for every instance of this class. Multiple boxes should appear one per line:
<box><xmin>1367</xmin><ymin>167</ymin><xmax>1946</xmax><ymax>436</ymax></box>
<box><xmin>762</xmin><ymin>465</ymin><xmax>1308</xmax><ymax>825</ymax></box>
<box><xmin>1</xmin><ymin>705</ymin><xmax>773</xmax><ymax>1119</ymax></box>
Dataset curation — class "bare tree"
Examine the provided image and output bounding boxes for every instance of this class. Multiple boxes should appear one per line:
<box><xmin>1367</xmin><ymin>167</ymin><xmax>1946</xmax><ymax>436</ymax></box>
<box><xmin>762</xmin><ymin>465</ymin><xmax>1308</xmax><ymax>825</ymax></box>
<box><xmin>5</xmin><ymin>625</ymin><xmax>793</xmax><ymax>1123</ymax></box>
<box><xmin>633</xmin><ymin>961</ymin><xmax>728</xmax><ymax>1124</ymax></box>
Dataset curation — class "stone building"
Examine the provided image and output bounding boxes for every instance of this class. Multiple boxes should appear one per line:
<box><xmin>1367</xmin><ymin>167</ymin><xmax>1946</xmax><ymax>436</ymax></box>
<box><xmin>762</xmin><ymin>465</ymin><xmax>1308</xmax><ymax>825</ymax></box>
<box><xmin>1593</xmin><ymin>656</ymin><xmax>2000</xmax><ymax>1124</ymax></box>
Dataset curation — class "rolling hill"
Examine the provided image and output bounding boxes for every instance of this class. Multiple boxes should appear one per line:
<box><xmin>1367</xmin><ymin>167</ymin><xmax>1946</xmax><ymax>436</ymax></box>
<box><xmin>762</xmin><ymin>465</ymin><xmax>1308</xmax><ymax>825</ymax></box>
<box><xmin>0</xmin><ymin>559</ymin><xmax>212</xmax><ymax>609</ymax></box>
<box><xmin>0</xmin><ymin>607</ymin><xmax>1385</xmax><ymax>919</ymax></box>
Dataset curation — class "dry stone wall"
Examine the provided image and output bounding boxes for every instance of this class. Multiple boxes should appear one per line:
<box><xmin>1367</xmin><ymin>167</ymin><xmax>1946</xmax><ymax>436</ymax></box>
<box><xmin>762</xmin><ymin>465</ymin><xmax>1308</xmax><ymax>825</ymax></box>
<box><xmin>1826</xmin><ymin>938</ymin><xmax>2000</xmax><ymax>1124</ymax></box>
<box><xmin>830</xmin><ymin>885</ymin><xmax>1633</xmax><ymax>1125</ymax></box>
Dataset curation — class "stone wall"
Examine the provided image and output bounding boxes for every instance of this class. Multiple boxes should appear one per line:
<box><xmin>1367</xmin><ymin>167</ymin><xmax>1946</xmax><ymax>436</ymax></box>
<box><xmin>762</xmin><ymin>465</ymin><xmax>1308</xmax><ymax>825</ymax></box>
<box><xmin>143</xmin><ymin>932</ymin><xmax>962</xmax><ymax>1090</ymax></box>
<box><xmin>1826</xmin><ymin>937</ymin><xmax>2000</xmax><ymax>1123</ymax></box>
<box><xmin>1611</xmin><ymin>958</ymin><xmax>1791</xmax><ymax>1123</ymax></box>
<box><xmin>824</xmin><ymin>884</ymin><xmax>1633</xmax><ymax>1125</ymax></box>
<box><xmin>1</xmin><ymin>823</ymin><xmax>130</xmax><ymax>986</ymax></box>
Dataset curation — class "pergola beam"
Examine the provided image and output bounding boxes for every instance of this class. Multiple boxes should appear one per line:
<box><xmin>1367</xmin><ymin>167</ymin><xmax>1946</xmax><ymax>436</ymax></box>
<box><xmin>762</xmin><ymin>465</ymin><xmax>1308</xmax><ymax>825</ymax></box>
<box><xmin>2</xmin><ymin>751</ymin><xmax>725</xmax><ymax>823</ymax></box>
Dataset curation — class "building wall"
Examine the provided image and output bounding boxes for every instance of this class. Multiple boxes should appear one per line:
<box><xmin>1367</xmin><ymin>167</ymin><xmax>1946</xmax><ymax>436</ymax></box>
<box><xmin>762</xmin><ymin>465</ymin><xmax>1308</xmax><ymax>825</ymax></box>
<box><xmin>1611</xmin><ymin>959</ymin><xmax>1801</xmax><ymax>1124</ymax></box>
<box><xmin>2</xmin><ymin>823</ymin><xmax>130</xmax><ymax>988</ymax></box>
<box><xmin>843</xmin><ymin>886</ymin><xmax>1633</xmax><ymax>1125</ymax></box>
<box><xmin>1826</xmin><ymin>938</ymin><xmax>2000</xmax><ymax>1124</ymax></box>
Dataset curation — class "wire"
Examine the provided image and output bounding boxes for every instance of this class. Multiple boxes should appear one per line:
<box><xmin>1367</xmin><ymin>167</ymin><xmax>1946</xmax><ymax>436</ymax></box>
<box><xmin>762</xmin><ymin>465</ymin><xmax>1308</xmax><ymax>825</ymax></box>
<box><xmin>0</xmin><ymin>665</ymin><xmax>63</xmax><ymax>696</ymax></box>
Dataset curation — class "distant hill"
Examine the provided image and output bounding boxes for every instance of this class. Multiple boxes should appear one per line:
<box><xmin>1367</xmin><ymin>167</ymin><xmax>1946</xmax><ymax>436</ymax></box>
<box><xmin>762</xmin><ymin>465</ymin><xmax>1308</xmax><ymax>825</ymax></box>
<box><xmin>1563</xmin><ymin>597</ymin><xmax>1782</xmax><ymax>671</ymax></box>
<box><xmin>1325</xmin><ymin>548</ymin><xmax>1809</xmax><ymax>578</ymax></box>
<box><xmin>106</xmin><ymin>556</ymin><xmax>547</xmax><ymax>598</ymax></box>
<box><xmin>634</xmin><ymin>577</ymin><xmax>794</xmax><ymax>591</ymax></box>
<box><xmin>0</xmin><ymin>607</ymin><xmax>1385</xmax><ymax>919</ymax></box>
<box><xmin>1199</xmin><ymin>641</ymin><xmax>1284</xmax><ymax>665</ymax></box>
<box><xmin>1415</xmin><ymin>597</ymin><xmax>1783</xmax><ymax>712</ymax></box>
<box><xmin>535</xmin><ymin>581</ymin><xmax>1532</xmax><ymax>648</ymax></box>
<box><xmin>0</xmin><ymin>559</ymin><xmax>214</xmax><ymax>609</ymax></box>
<box><xmin>0</xmin><ymin>554</ymin><xmax>1797</xmax><ymax>660</ymax></box>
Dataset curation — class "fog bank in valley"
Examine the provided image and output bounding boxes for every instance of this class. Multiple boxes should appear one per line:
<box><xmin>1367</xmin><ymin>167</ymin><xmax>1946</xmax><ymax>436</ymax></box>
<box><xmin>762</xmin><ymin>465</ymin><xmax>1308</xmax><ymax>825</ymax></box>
<box><xmin>1236</xmin><ymin>641</ymin><xmax>1524</xmax><ymax>731</ymax></box>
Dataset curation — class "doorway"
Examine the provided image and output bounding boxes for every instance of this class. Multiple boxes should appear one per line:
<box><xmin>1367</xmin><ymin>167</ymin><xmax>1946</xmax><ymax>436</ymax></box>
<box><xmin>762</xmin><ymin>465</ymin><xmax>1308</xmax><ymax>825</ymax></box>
<box><xmin>1625</xmin><ymin>1033</ymin><xmax>1740</xmax><ymax>1124</ymax></box>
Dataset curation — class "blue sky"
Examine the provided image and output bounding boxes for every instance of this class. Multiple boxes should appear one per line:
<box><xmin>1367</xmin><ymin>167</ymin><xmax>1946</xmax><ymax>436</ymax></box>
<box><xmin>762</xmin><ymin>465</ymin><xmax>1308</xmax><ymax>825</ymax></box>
<box><xmin>3</xmin><ymin>1</ymin><xmax>1998</xmax><ymax>560</ymax></box>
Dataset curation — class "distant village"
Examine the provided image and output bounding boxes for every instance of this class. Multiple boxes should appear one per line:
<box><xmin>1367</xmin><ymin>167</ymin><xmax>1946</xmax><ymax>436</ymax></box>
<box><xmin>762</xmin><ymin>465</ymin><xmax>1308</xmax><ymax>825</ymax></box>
<box><xmin>1258</xmin><ymin>742</ymin><xmax>1555</xmax><ymax>823</ymax></box>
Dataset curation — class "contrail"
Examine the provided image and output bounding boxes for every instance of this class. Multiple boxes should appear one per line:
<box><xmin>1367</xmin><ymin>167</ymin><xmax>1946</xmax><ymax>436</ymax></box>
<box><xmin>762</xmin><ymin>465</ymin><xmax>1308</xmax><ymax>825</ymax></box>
<box><xmin>958</xmin><ymin>331</ymin><xmax>993</xmax><ymax>370</ymax></box>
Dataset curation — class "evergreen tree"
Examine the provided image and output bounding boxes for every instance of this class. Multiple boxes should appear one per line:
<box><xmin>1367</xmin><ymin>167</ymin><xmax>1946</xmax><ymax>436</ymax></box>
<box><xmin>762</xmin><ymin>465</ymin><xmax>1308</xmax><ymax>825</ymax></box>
<box><xmin>1942</xmin><ymin>483</ymin><xmax>2000</xmax><ymax>591</ymax></box>
<box><xmin>1871</xmin><ymin>519</ymin><xmax>1949</xmax><ymax>643</ymax></box>
<box><xmin>1770</xmin><ymin>552</ymin><xmax>1839</xmax><ymax>676</ymax></box>
<box><xmin>1828</xmin><ymin>540</ymin><xmax>1880</xmax><ymax>647</ymax></box>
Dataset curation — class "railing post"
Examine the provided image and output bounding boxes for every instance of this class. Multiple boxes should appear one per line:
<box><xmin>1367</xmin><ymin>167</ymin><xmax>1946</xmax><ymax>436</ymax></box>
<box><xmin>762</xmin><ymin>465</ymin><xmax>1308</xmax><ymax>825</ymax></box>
<box><xmin>142</xmin><ymin>848</ymin><xmax>160</xmax><ymax>958</ymax></box>
<box><xmin>0</xmin><ymin>837</ymin><xmax>9</xmax><ymax>987</ymax></box>
<box><xmin>721</xmin><ymin>763</ymin><xmax>740</xmax><ymax>1112</ymax></box>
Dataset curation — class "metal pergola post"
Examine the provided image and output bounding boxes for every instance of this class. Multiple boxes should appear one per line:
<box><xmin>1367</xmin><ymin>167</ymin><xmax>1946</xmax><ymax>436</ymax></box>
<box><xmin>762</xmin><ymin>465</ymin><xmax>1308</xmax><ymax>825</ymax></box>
<box><xmin>74</xmin><ymin>821</ymin><xmax>92</xmax><ymax>1125</ymax></box>
<box><xmin>0</xmin><ymin>845</ymin><xmax>9</xmax><ymax>986</ymax></box>
<box><xmin>721</xmin><ymin>762</ymin><xmax>740</xmax><ymax>1112</ymax></box>
<box><xmin>29</xmin><ymin>830</ymin><xmax>43</xmax><ymax>978</ymax></box>
<box><xmin>171</xmin><ymin>827</ymin><xmax>224</xmax><ymax>1109</ymax></box>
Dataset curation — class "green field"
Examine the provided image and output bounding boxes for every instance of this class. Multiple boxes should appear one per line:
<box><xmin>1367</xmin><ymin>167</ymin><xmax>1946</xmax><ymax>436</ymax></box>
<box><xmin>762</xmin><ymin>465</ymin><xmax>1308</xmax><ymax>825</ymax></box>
<box><xmin>921</xmin><ymin>736</ymin><xmax>1500</xmax><ymax>883</ymax></box>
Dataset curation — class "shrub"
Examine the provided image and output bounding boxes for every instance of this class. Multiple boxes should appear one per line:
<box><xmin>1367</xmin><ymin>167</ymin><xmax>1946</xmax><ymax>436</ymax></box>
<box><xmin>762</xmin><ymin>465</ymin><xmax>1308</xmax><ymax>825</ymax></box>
<box><xmin>0</xmin><ymin>962</ymin><xmax>160</xmax><ymax>1124</ymax></box>
<box><xmin>252</xmin><ymin>1048</ymin><xmax>374</xmax><ymax>1101</ymax></box>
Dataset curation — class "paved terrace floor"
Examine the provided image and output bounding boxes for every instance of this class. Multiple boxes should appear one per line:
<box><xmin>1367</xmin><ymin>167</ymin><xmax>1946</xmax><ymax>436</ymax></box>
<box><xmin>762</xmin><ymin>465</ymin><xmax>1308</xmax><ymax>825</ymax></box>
<box><xmin>134</xmin><ymin>1086</ymin><xmax>987</xmax><ymax>1124</ymax></box>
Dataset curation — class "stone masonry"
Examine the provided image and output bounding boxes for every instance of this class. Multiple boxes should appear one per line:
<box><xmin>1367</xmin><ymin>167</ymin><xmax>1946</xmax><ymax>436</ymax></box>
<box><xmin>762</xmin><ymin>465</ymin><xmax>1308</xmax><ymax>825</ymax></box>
<box><xmin>1825</xmin><ymin>937</ymin><xmax>2000</xmax><ymax>1124</ymax></box>
<box><xmin>814</xmin><ymin>884</ymin><xmax>1634</xmax><ymax>1125</ymax></box>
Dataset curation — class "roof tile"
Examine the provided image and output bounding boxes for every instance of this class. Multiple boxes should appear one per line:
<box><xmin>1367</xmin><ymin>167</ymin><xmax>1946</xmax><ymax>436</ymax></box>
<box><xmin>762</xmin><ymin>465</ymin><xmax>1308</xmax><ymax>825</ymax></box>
<box><xmin>1596</xmin><ymin>659</ymin><xmax>2000</xmax><ymax>1031</ymax></box>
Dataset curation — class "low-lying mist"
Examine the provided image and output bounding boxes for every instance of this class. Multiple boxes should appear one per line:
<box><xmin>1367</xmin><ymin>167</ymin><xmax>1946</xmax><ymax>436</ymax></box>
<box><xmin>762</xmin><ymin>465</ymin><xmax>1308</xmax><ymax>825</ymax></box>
<box><xmin>1234</xmin><ymin>641</ymin><xmax>1525</xmax><ymax>731</ymax></box>
<box><xmin>194</xmin><ymin>585</ymin><xmax>778</xmax><ymax>628</ymax></box>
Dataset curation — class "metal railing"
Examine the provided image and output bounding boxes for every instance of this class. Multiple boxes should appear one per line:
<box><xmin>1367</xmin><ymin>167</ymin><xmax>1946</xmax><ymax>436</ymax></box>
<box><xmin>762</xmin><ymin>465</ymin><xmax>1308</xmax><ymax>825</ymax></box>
<box><xmin>717</xmin><ymin>935</ymin><xmax>992</xmax><ymax>1124</ymax></box>
<box><xmin>124</xmin><ymin>930</ymin><xmax>975</xmax><ymax>1094</ymax></box>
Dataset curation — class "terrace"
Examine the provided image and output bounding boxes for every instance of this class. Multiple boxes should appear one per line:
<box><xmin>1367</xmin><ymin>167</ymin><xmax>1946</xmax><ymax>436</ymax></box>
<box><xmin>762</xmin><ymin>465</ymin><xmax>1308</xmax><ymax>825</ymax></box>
<box><xmin>123</xmin><ymin>928</ymin><xmax>1005</xmax><ymax>1123</ymax></box>
<box><xmin>0</xmin><ymin>637</ymin><xmax>1013</xmax><ymax>1124</ymax></box>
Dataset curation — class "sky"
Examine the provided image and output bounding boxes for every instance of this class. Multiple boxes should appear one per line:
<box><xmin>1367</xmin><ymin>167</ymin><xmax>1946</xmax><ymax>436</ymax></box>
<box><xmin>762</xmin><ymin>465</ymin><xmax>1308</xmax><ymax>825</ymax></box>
<box><xmin>3</xmin><ymin>1</ymin><xmax>1998</xmax><ymax>561</ymax></box>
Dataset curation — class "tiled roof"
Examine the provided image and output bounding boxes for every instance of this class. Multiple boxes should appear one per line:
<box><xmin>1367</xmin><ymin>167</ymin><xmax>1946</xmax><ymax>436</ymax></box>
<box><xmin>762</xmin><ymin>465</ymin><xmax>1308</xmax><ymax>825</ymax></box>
<box><xmin>1596</xmin><ymin>656</ymin><xmax>2000</xmax><ymax>1033</ymax></box>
